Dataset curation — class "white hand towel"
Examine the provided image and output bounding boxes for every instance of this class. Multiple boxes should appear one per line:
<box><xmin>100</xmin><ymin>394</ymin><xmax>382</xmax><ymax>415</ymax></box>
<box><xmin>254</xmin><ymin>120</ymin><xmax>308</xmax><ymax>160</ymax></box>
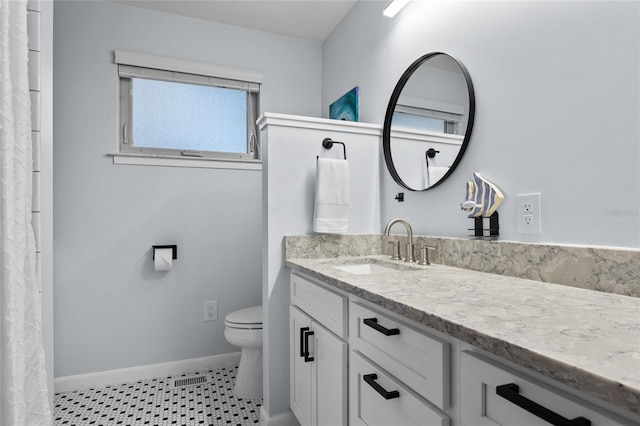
<box><xmin>314</xmin><ymin>158</ymin><xmax>349</xmax><ymax>234</ymax></box>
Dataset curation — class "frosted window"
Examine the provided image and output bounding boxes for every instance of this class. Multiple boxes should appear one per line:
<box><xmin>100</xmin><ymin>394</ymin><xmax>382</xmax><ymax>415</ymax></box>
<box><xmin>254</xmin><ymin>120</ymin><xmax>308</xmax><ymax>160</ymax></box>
<box><xmin>132</xmin><ymin>79</ymin><xmax>247</xmax><ymax>153</ymax></box>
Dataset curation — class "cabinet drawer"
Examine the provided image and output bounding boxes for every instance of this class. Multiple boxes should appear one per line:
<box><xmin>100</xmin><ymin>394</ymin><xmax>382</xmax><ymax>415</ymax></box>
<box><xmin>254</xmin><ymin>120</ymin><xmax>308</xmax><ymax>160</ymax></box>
<box><xmin>461</xmin><ymin>351</ymin><xmax>636</xmax><ymax>426</ymax></box>
<box><xmin>349</xmin><ymin>302</ymin><xmax>449</xmax><ymax>409</ymax></box>
<box><xmin>291</xmin><ymin>273</ymin><xmax>347</xmax><ymax>338</ymax></box>
<box><xmin>349</xmin><ymin>351</ymin><xmax>449</xmax><ymax>426</ymax></box>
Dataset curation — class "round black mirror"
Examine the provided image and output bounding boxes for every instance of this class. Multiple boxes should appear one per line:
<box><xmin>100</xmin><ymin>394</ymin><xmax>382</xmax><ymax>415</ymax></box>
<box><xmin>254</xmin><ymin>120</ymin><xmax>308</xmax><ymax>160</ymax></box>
<box><xmin>383</xmin><ymin>52</ymin><xmax>475</xmax><ymax>191</ymax></box>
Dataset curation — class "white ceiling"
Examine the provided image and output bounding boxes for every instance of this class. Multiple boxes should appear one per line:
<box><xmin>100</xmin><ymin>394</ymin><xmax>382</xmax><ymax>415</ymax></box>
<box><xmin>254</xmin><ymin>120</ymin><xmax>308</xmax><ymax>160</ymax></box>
<box><xmin>113</xmin><ymin>0</ymin><xmax>359</xmax><ymax>41</ymax></box>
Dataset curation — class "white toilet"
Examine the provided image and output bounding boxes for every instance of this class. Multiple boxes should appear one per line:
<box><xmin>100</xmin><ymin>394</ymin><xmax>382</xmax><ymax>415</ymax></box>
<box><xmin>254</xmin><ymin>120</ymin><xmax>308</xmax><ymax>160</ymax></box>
<box><xmin>224</xmin><ymin>305</ymin><xmax>263</xmax><ymax>397</ymax></box>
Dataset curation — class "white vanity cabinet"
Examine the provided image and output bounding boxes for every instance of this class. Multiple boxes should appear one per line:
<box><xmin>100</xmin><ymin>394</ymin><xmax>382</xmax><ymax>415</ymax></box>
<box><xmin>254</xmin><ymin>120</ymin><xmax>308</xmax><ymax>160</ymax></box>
<box><xmin>290</xmin><ymin>272</ymin><xmax>451</xmax><ymax>426</ymax></box>
<box><xmin>290</xmin><ymin>273</ymin><xmax>348</xmax><ymax>426</ymax></box>
<box><xmin>288</xmin><ymin>269</ymin><xmax>640</xmax><ymax>426</ymax></box>
<box><xmin>461</xmin><ymin>351</ymin><xmax>635</xmax><ymax>426</ymax></box>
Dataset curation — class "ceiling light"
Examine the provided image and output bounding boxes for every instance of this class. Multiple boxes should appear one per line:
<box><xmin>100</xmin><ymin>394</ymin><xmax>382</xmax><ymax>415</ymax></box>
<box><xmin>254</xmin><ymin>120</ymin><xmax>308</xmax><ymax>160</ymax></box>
<box><xmin>383</xmin><ymin>0</ymin><xmax>410</xmax><ymax>18</ymax></box>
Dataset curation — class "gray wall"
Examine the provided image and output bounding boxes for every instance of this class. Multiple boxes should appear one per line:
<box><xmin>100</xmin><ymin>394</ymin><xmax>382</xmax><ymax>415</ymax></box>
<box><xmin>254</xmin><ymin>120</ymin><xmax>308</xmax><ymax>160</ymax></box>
<box><xmin>323</xmin><ymin>0</ymin><xmax>640</xmax><ymax>249</ymax></box>
<box><xmin>53</xmin><ymin>1</ymin><xmax>321</xmax><ymax>377</ymax></box>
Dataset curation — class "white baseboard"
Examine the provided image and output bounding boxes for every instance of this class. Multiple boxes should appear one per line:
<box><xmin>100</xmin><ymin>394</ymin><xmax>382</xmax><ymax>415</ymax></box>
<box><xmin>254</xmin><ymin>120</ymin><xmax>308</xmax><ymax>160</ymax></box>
<box><xmin>260</xmin><ymin>407</ymin><xmax>299</xmax><ymax>426</ymax></box>
<box><xmin>54</xmin><ymin>352</ymin><xmax>241</xmax><ymax>393</ymax></box>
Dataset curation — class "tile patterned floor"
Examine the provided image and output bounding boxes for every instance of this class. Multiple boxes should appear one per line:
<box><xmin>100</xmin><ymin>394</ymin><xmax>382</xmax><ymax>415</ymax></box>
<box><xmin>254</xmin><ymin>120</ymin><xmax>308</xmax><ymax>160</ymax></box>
<box><xmin>54</xmin><ymin>366</ymin><xmax>262</xmax><ymax>425</ymax></box>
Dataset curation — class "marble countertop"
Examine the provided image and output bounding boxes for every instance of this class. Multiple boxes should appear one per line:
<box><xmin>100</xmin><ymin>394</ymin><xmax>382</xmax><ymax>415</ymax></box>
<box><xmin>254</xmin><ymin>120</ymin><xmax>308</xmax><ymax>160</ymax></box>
<box><xmin>285</xmin><ymin>255</ymin><xmax>640</xmax><ymax>415</ymax></box>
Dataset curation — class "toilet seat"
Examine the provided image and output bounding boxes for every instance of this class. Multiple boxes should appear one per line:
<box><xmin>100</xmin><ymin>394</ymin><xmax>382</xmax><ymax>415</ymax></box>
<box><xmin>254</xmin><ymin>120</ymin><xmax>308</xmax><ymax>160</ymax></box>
<box><xmin>225</xmin><ymin>306</ymin><xmax>263</xmax><ymax>329</ymax></box>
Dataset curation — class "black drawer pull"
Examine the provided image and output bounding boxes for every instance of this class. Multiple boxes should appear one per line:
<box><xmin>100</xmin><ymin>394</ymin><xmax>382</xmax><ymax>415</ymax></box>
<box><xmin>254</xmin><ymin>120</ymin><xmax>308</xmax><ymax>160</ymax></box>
<box><xmin>363</xmin><ymin>318</ymin><xmax>400</xmax><ymax>336</ymax></box>
<box><xmin>363</xmin><ymin>373</ymin><xmax>399</xmax><ymax>400</ymax></box>
<box><xmin>303</xmin><ymin>330</ymin><xmax>314</xmax><ymax>363</ymax></box>
<box><xmin>299</xmin><ymin>327</ymin><xmax>309</xmax><ymax>358</ymax></box>
<box><xmin>496</xmin><ymin>383</ymin><xmax>591</xmax><ymax>426</ymax></box>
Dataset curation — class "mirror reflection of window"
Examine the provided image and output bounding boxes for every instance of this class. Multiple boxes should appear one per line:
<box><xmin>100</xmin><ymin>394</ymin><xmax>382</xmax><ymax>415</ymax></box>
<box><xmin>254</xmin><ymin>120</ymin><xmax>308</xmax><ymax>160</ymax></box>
<box><xmin>392</xmin><ymin>107</ymin><xmax>461</xmax><ymax>135</ymax></box>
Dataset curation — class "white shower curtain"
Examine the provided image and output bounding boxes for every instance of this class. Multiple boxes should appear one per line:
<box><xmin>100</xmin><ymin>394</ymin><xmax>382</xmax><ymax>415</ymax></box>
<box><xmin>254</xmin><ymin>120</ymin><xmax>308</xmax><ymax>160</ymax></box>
<box><xmin>0</xmin><ymin>0</ymin><xmax>52</xmax><ymax>425</ymax></box>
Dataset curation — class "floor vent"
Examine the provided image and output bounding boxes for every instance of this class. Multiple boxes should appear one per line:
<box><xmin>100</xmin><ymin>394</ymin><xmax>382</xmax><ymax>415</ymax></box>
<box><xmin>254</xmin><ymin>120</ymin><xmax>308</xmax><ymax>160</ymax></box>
<box><xmin>168</xmin><ymin>375</ymin><xmax>210</xmax><ymax>389</ymax></box>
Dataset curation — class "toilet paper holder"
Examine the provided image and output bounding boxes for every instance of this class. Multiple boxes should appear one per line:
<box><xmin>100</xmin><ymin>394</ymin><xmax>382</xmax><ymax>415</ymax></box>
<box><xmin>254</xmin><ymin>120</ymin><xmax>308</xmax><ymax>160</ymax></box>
<box><xmin>152</xmin><ymin>245</ymin><xmax>177</xmax><ymax>260</ymax></box>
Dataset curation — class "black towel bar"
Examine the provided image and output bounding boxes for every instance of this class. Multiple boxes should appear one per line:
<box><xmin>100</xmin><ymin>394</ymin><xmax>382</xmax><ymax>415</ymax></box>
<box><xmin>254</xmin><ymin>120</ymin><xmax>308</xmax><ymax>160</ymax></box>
<box><xmin>321</xmin><ymin>137</ymin><xmax>347</xmax><ymax>160</ymax></box>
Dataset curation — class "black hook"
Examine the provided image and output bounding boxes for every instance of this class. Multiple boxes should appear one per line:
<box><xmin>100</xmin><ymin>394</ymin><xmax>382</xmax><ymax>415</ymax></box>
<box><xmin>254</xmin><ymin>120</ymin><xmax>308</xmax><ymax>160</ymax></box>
<box><xmin>426</xmin><ymin>148</ymin><xmax>440</xmax><ymax>159</ymax></box>
<box><xmin>322</xmin><ymin>138</ymin><xmax>347</xmax><ymax>160</ymax></box>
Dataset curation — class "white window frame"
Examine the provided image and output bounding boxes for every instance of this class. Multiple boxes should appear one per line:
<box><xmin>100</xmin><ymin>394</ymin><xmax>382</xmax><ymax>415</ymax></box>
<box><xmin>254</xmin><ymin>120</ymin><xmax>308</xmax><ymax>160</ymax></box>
<box><xmin>113</xmin><ymin>50</ymin><xmax>263</xmax><ymax>170</ymax></box>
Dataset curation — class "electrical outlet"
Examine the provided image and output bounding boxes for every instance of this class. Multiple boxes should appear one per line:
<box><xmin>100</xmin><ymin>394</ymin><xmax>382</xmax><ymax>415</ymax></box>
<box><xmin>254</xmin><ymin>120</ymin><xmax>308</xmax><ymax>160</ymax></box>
<box><xmin>517</xmin><ymin>193</ymin><xmax>542</xmax><ymax>234</ymax></box>
<box><xmin>204</xmin><ymin>301</ymin><xmax>218</xmax><ymax>322</ymax></box>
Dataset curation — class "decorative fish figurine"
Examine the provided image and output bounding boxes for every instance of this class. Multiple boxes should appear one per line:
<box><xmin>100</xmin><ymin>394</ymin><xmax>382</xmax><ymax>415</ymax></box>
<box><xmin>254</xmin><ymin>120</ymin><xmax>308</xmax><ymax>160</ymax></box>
<box><xmin>460</xmin><ymin>172</ymin><xmax>504</xmax><ymax>218</ymax></box>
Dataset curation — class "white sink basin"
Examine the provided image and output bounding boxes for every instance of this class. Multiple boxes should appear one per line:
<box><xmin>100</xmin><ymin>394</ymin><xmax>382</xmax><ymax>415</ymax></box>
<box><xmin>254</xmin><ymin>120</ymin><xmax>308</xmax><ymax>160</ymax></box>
<box><xmin>332</xmin><ymin>263</ymin><xmax>399</xmax><ymax>275</ymax></box>
<box><xmin>323</xmin><ymin>258</ymin><xmax>422</xmax><ymax>275</ymax></box>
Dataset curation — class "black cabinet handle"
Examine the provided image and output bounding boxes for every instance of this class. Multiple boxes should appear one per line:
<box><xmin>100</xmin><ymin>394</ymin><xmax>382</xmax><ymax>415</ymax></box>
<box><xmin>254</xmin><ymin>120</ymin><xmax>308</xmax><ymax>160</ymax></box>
<box><xmin>363</xmin><ymin>318</ymin><xmax>400</xmax><ymax>336</ymax></box>
<box><xmin>299</xmin><ymin>327</ymin><xmax>309</xmax><ymax>358</ymax></box>
<box><xmin>363</xmin><ymin>373</ymin><xmax>399</xmax><ymax>400</ymax></box>
<box><xmin>303</xmin><ymin>330</ymin><xmax>314</xmax><ymax>363</ymax></box>
<box><xmin>496</xmin><ymin>383</ymin><xmax>591</xmax><ymax>426</ymax></box>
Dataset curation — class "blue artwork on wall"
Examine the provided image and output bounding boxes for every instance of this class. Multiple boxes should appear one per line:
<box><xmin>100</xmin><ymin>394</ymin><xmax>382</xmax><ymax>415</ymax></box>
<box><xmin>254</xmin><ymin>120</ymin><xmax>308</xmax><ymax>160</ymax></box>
<box><xmin>330</xmin><ymin>86</ymin><xmax>359</xmax><ymax>122</ymax></box>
